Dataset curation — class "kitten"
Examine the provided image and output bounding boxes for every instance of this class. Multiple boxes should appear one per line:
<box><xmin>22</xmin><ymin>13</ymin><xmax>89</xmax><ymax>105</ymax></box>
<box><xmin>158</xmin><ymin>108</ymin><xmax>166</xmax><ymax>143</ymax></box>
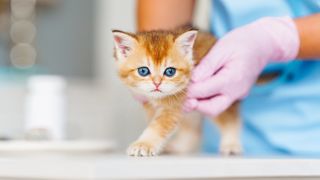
<box><xmin>112</xmin><ymin>28</ymin><xmax>242</xmax><ymax>156</ymax></box>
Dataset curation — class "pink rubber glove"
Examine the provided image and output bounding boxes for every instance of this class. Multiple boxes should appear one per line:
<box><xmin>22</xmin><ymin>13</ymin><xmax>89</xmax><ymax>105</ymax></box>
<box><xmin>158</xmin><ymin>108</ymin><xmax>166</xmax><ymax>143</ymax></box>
<box><xmin>184</xmin><ymin>17</ymin><xmax>300</xmax><ymax>116</ymax></box>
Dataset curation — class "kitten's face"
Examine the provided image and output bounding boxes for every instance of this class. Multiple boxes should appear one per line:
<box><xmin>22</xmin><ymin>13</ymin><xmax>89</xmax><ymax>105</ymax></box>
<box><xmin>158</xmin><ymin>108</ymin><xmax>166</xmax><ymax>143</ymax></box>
<box><xmin>112</xmin><ymin>30</ymin><xmax>197</xmax><ymax>99</ymax></box>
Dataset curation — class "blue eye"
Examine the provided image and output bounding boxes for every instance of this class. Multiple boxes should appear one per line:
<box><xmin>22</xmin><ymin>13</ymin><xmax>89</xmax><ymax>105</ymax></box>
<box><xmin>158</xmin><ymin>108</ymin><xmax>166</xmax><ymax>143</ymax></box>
<box><xmin>137</xmin><ymin>67</ymin><xmax>150</xmax><ymax>77</ymax></box>
<box><xmin>164</xmin><ymin>67</ymin><xmax>176</xmax><ymax>77</ymax></box>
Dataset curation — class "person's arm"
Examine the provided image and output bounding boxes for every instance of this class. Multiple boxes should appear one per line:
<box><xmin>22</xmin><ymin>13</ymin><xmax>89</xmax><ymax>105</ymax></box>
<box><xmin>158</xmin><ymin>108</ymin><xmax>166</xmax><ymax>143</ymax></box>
<box><xmin>295</xmin><ymin>14</ymin><xmax>320</xmax><ymax>59</ymax></box>
<box><xmin>136</xmin><ymin>0</ymin><xmax>195</xmax><ymax>31</ymax></box>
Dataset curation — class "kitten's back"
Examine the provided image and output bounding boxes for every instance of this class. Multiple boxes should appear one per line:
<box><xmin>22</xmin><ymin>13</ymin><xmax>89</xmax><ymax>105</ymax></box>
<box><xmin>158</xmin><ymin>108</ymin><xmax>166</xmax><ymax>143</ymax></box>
<box><xmin>193</xmin><ymin>32</ymin><xmax>216</xmax><ymax>65</ymax></box>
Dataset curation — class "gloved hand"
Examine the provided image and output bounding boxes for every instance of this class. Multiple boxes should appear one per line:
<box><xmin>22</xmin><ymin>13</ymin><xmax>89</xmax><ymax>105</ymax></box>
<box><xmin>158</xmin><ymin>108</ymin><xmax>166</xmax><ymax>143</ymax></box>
<box><xmin>184</xmin><ymin>17</ymin><xmax>300</xmax><ymax>116</ymax></box>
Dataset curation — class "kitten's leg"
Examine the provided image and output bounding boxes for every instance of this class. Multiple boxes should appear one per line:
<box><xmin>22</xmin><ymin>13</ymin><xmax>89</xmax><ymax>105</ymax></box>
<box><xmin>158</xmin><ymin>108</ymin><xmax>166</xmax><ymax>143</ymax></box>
<box><xmin>164</xmin><ymin>112</ymin><xmax>202</xmax><ymax>154</ymax></box>
<box><xmin>142</xmin><ymin>102</ymin><xmax>156</xmax><ymax>122</ymax></box>
<box><xmin>214</xmin><ymin>102</ymin><xmax>242</xmax><ymax>155</ymax></box>
<box><xmin>127</xmin><ymin>108</ymin><xmax>181</xmax><ymax>156</ymax></box>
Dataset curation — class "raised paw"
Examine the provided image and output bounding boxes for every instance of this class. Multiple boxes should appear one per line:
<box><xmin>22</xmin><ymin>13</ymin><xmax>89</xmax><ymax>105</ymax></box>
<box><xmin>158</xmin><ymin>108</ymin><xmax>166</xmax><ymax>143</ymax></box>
<box><xmin>127</xmin><ymin>141</ymin><xmax>159</xmax><ymax>157</ymax></box>
<box><xmin>220</xmin><ymin>142</ymin><xmax>242</xmax><ymax>156</ymax></box>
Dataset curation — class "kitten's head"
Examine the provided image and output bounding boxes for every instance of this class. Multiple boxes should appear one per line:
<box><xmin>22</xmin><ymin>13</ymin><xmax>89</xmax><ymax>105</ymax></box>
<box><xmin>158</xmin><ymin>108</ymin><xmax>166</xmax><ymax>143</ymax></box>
<box><xmin>112</xmin><ymin>29</ymin><xmax>197</xmax><ymax>99</ymax></box>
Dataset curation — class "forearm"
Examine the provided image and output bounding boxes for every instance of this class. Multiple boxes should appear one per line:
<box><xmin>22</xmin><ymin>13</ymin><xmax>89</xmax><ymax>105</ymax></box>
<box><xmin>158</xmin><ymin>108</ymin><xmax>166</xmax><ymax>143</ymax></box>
<box><xmin>136</xmin><ymin>0</ymin><xmax>195</xmax><ymax>31</ymax></box>
<box><xmin>295</xmin><ymin>13</ymin><xmax>320</xmax><ymax>59</ymax></box>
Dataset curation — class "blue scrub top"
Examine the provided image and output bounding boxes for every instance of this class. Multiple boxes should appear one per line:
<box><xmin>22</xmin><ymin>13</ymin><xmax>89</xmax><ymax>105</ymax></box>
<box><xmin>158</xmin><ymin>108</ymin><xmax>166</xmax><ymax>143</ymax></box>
<box><xmin>203</xmin><ymin>0</ymin><xmax>320</xmax><ymax>156</ymax></box>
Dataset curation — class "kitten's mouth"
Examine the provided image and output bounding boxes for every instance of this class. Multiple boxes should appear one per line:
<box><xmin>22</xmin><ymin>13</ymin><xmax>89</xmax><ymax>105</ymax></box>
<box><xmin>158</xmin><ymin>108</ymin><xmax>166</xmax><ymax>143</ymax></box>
<box><xmin>151</xmin><ymin>89</ymin><xmax>162</xmax><ymax>93</ymax></box>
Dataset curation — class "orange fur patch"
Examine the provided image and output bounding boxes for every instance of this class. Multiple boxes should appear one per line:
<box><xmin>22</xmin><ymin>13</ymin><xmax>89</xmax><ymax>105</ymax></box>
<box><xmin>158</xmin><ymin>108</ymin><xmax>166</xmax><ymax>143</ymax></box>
<box><xmin>137</xmin><ymin>31</ymin><xmax>174</xmax><ymax>65</ymax></box>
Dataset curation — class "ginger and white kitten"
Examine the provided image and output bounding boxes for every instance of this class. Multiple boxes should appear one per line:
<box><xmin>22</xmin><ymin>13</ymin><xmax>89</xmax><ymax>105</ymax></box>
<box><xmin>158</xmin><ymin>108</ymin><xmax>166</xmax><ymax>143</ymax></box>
<box><xmin>112</xmin><ymin>29</ymin><xmax>242</xmax><ymax>156</ymax></box>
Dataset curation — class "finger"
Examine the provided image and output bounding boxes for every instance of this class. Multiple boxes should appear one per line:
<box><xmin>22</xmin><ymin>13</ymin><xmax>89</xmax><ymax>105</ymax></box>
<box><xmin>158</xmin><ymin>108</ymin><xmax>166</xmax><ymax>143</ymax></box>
<box><xmin>187</xmin><ymin>72</ymin><xmax>225</xmax><ymax>99</ymax></box>
<box><xmin>183</xmin><ymin>98</ymin><xmax>198</xmax><ymax>112</ymax></box>
<box><xmin>191</xmin><ymin>47</ymin><xmax>224</xmax><ymax>82</ymax></box>
<box><xmin>195</xmin><ymin>95</ymin><xmax>232</xmax><ymax>117</ymax></box>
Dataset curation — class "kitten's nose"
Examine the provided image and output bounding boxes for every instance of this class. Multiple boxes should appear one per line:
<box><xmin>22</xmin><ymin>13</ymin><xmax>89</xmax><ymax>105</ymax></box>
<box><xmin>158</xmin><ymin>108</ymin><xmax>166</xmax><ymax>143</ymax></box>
<box><xmin>153</xmin><ymin>81</ymin><xmax>161</xmax><ymax>88</ymax></box>
<box><xmin>152</xmin><ymin>76</ymin><xmax>162</xmax><ymax>88</ymax></box>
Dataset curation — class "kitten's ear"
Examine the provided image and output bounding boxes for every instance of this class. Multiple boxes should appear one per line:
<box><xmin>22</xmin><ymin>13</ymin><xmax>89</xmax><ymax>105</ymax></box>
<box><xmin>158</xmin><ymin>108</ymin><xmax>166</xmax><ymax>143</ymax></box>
<box><xmin>112</xmin><ymin>30</ymin><xmax>137</xmax><ymax>59</ymax></box>
<box><xmin>175</xmin><ymin>30</ymin><xmax>198</xmax><ymax>60</ymax></box>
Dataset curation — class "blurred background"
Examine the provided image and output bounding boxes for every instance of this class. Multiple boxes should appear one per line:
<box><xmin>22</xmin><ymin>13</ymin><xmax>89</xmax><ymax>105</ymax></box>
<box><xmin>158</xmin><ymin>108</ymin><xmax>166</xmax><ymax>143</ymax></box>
<box><xmin>0</xmin><ymin>0</ymin><xmax>210</xmax><ymax>150</ymax></box>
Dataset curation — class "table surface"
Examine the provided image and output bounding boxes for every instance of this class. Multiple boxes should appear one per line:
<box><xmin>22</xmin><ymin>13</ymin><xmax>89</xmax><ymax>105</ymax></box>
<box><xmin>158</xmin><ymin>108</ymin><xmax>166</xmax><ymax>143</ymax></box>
<box><xmin>0</xmin><ymin>153</ymin><xmax>320</xmax><ymax>179</ymax></box>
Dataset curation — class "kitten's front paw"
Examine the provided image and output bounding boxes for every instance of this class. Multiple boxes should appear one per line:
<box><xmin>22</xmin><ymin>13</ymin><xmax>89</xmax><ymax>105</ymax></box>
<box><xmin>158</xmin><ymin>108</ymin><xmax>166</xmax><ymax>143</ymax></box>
<box><xmin>220</xmin><ymin>142</ymin><xmax>242</xmax><ymax>156</ymax></box>
<box><xmin>127</xmin><ymin>141</ymin><xmax>159</xmax><ymax>157</ymax></box>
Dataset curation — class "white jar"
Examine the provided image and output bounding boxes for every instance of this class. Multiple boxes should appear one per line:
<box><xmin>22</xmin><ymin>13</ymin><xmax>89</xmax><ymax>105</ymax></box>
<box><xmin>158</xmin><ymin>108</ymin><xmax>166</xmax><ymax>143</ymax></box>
<box><xmin>24</xmin><ymin>75</ymin><xmax>67</xmax><ymax>140</ymax></box>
